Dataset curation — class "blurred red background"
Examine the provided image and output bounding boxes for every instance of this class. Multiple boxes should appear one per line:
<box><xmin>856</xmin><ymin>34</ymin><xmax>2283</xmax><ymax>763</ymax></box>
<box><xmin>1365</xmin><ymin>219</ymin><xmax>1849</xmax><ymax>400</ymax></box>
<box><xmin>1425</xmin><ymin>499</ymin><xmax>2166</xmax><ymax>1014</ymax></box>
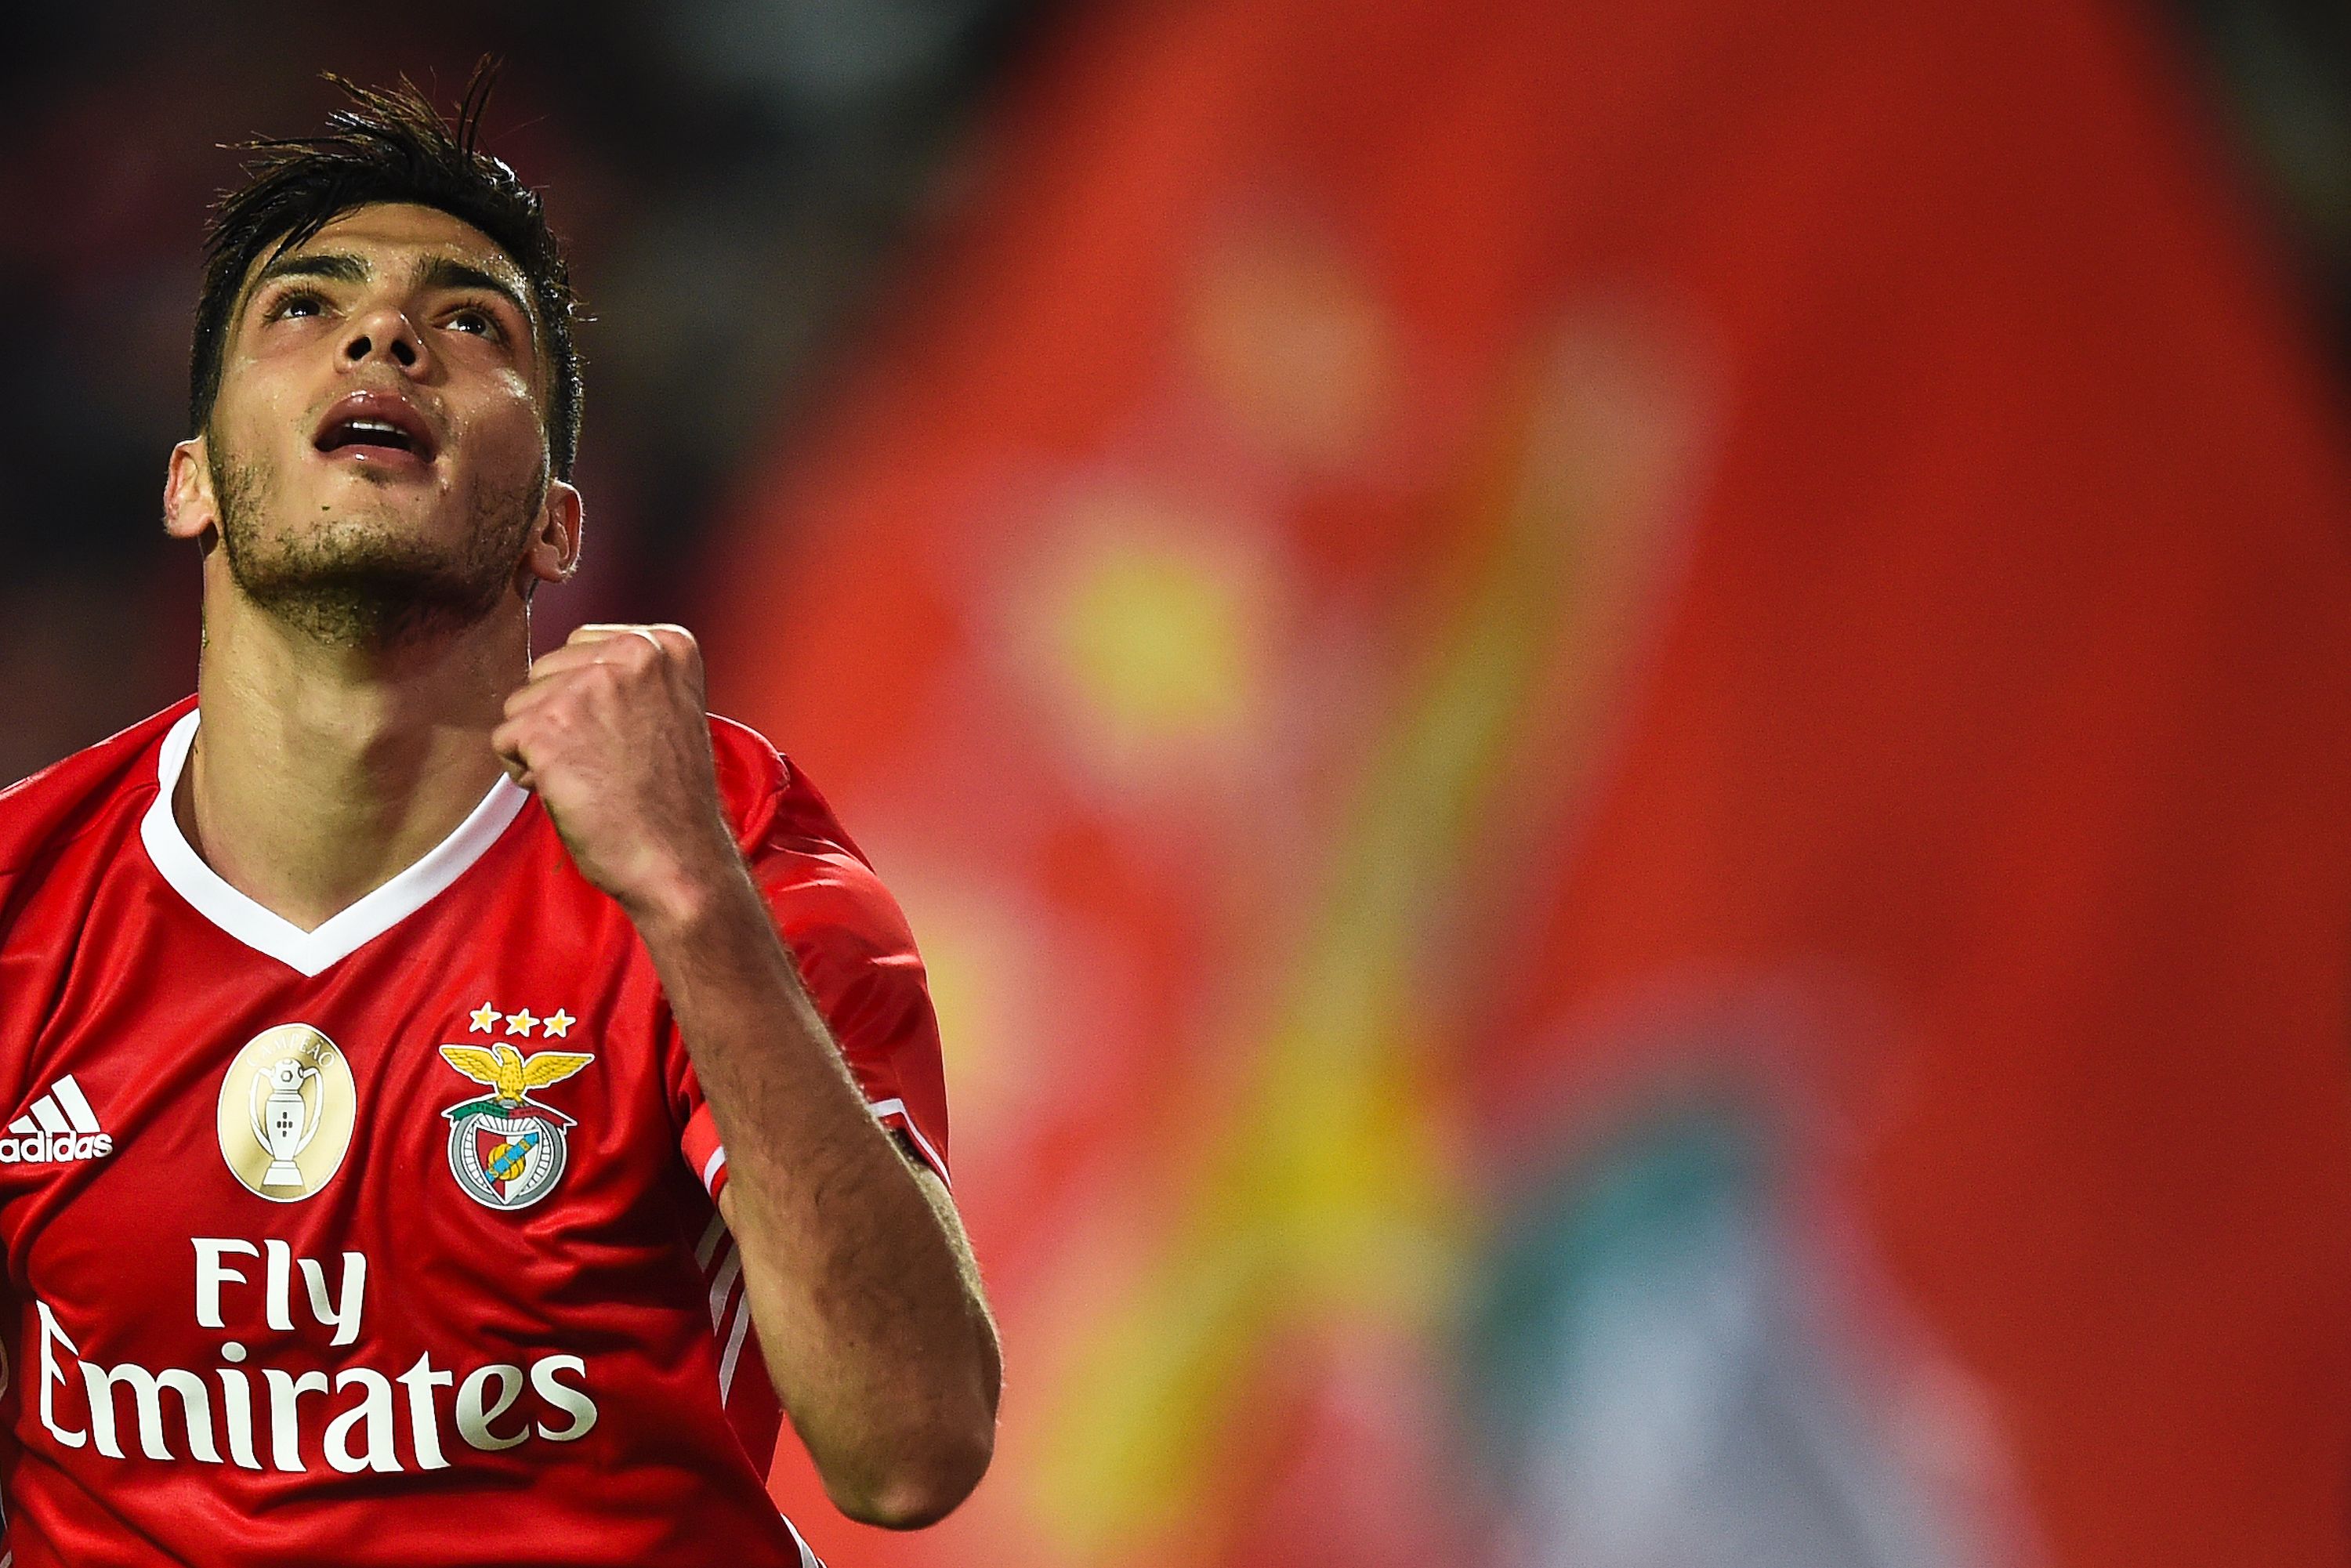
<box><xmin>9</xmin><ymin>1</ymin><xmax>2351</xmax><ymax>1564</ymax></box>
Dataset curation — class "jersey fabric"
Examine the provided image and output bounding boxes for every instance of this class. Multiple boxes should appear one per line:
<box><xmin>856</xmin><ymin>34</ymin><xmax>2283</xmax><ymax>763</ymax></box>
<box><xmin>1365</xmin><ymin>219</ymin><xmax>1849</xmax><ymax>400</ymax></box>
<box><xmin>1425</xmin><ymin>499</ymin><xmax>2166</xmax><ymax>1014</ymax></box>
<box><xmin>0</xmin><ymin>697</ymin><xmax>951</xmax><ymax>1566</ymax></box>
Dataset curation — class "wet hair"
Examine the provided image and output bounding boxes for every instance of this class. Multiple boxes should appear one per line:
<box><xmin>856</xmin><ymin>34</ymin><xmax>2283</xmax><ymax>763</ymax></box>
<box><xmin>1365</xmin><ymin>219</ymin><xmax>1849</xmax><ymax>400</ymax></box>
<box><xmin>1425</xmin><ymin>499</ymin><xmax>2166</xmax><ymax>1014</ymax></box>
<box><xmin>187</xmin><ymin>63</ymin><xmax>584</xmax><ymax>478</ymax></box>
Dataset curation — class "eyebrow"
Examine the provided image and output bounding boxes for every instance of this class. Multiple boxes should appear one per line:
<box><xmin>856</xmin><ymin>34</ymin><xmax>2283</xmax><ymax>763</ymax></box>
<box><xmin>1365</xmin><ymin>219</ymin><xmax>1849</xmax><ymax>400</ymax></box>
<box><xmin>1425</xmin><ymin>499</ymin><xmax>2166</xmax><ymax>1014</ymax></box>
<box><xmin>245</xmin><ymin>250</ymin><xmax>539</xmax><ymax>347</ymax></box>
<box><xmin>248</xmin><ymin>251</ymin><xmax>369</xmax><ymax>293</ymax></box>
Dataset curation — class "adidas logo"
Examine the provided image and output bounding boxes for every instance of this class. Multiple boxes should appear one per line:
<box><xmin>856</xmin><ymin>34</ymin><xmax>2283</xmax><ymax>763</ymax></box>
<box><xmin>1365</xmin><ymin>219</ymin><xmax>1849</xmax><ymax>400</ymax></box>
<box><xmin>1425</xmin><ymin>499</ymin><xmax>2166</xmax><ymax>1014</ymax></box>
<box><xmin>2</xmin><ymin>1076</ymin><xmax>112</xmax><ymax>1164</ymax></box>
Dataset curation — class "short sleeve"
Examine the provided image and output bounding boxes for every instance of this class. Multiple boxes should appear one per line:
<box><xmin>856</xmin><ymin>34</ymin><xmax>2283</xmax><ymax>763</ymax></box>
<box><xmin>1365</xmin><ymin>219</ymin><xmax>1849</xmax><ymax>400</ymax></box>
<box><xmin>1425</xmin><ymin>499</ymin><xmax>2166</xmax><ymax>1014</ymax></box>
<box><xmin>676</xmin><ymin>763</ymin><xmax>951</xmax><ymax>1206</ymax></box>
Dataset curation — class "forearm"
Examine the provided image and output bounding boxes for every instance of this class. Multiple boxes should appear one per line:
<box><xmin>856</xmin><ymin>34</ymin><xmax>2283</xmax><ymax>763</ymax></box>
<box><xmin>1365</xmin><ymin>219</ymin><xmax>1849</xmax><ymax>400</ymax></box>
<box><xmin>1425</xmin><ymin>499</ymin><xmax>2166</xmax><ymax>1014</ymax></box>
<box><xmin>630</xmin><ymin>859</ymin><xmax>996</xmax><ymax>1526</ymax></box>
<box><xmin>492</xmin><ymin>625</ymin><xmax>995</xmax><ymax>1522</ymax></box>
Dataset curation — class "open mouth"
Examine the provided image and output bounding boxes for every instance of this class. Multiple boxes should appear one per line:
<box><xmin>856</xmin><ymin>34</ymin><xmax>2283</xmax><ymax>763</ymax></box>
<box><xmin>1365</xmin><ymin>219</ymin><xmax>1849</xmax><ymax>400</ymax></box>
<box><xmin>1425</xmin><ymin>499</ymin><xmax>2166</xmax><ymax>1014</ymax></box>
<box><xmin>319</xmin><ymin>419</ymin><xmax>422</xmax><ymax>455</ymax></box>
<box><xmin>313</xmin><ymin>393</ymin><xmax>439</xmax><ymax>464</ymax></box>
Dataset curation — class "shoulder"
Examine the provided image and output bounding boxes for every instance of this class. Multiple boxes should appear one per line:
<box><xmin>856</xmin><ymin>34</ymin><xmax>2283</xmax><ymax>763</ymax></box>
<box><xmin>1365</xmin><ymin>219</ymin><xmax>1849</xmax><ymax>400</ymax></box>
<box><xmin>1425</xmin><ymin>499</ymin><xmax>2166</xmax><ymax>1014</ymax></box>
<box><xmin>705</xmin><ymin>712</ymin><xmax>864</xmax><ymax>865</ymax></box>
<box><xmin>704</xmin><ymin>713</ymin><xmax>915</xmax><ymax>955</ymax></box>
<box><xmin>0</xmin><ymin>698</ymin><xmax>191</xmax><ymax>884</ymax></box>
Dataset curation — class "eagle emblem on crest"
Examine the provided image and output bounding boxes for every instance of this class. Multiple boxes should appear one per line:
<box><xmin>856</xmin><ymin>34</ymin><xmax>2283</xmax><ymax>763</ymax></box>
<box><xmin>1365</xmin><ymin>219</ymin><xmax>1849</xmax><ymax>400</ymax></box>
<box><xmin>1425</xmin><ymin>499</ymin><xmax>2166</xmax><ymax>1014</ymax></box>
<box><xmin>438</xmin><ymin>1043</ymin><xmax>596</xmax><ymax>1211</ymax></box>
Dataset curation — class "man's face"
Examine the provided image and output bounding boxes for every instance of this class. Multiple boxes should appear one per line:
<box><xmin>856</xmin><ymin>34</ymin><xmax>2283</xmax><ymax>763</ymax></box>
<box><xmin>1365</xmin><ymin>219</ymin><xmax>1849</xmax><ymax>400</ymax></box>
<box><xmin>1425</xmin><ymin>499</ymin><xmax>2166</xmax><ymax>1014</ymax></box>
<box><xmin>190</xmin><ymin>201</ymin><xmax>561</xmax><ymax>646</ymax></box>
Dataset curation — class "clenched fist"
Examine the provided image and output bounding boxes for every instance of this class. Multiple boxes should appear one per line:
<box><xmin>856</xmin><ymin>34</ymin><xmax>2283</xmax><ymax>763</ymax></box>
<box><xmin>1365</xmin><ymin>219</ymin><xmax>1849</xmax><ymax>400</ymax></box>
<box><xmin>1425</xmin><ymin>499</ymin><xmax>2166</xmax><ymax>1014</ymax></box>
<box><xmin>492</xmin><ymin>623</ymin><xmax>742</xmax><ymax>922</ymax></box>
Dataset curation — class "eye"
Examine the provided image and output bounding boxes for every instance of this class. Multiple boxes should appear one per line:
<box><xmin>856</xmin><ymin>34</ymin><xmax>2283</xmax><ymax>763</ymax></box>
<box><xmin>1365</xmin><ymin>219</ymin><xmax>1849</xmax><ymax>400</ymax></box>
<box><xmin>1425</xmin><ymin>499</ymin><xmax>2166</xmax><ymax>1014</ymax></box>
<box><xmin>447</xmin><ymin>306</ymin><xmax>502</xmax><ymax>341</ymax></box>
<box><xmin>265</xmin><ymin>288</ymin><xmax>325</xmax><ymax>322</ymax></box>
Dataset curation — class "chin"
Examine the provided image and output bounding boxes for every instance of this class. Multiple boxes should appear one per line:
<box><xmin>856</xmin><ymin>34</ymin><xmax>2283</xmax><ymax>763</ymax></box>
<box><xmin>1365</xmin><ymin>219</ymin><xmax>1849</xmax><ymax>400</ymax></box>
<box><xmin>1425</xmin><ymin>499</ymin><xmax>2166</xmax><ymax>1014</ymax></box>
<box><xmin>222</xmin><ymin>515</ymin><xmax>520</xmax><ymax>650</ymax></box>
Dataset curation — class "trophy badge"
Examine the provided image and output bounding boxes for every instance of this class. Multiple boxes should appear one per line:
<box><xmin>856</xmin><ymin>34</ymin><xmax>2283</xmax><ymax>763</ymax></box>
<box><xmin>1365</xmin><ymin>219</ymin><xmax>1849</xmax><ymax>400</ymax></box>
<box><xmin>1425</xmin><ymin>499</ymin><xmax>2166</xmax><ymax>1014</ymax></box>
<box><xmin>251</xmin><ymin>1055</ymin><xmax>322</xmax><ymax>1187</ymax></box>
<box><xmin>218</xmin><ymin>1025</ymin><xmax>357</xmax><ymax>1202</ymax></box>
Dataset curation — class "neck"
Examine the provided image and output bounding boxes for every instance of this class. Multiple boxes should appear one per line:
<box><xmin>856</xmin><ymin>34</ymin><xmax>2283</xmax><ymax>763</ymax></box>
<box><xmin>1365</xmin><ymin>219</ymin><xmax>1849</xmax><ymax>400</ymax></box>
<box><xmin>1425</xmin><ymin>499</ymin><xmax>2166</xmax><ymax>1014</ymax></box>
<box><xmin>178</xmin><ymin>585</ymin><xmax>528</xmax><ymax>933</ymax></box>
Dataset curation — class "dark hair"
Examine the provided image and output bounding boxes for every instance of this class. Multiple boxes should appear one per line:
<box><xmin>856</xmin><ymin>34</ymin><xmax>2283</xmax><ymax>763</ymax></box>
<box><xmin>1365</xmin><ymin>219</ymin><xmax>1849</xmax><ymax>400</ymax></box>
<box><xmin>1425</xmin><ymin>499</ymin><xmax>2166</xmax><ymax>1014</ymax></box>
<box><xmin>188</xmin><ymin>63</ymin><xmax>584</xmax><ymax>478</ymax></box>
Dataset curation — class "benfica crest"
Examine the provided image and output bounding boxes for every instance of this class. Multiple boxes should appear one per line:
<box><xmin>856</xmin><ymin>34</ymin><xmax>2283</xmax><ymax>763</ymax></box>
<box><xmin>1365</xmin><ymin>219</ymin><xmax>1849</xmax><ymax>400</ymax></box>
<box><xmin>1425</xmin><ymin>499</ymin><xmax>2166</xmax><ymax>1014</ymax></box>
<box><xmin>437</xmin><ymin>1042</ymin><xmax>594</xmax><ymax>1210</ymax></box>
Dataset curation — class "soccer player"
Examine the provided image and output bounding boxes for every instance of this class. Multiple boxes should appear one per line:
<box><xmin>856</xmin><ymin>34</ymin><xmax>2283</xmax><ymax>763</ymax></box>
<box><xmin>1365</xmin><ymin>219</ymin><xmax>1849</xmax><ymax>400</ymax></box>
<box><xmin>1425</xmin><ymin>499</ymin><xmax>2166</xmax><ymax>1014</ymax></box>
<box><xmin>0</xmin><ymin>71</ymin><xmax>998</xmax><ymax>1566</ymax></box>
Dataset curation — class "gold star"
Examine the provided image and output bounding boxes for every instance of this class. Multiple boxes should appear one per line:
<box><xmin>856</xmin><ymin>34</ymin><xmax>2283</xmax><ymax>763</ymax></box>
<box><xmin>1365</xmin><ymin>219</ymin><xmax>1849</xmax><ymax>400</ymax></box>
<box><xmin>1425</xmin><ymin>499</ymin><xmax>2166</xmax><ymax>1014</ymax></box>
<box><xmin>542</xmin><ymin>1010</ymin><xmax>576</xmax><ymax>1038</ymax></box>
<box><xmin>469</xmin><ymin>1002</ymin><xmax>498</xmax><ymax>1034</ymax></box>
<box><xmin>504</xmin><ymin>1009</ymin><xmax>537</xmax><ymax>1038</ymax></box>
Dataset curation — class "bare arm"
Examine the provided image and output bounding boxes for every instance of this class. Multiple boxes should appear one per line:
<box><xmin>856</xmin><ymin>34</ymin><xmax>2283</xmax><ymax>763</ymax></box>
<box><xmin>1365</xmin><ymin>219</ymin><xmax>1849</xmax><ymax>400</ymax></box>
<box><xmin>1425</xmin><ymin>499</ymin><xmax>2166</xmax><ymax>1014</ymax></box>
<box><xmin>493</xmin><ymin>623</ymin><xmax>998</xmax><ymax>1527</ymax></box>
<box><xmin>650</xmin><ymin>868</ymin><xmax>999</xmax><ymax>1526</ymax></box>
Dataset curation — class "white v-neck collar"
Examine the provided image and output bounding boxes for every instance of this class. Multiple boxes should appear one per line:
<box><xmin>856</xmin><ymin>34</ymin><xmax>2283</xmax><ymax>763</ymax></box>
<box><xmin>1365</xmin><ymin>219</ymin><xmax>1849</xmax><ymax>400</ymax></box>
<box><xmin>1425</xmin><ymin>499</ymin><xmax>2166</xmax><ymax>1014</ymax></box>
<box><xmin>139</xmin><ymin>709</ymin><xmax>530</xmax><ymax>977</ymax></box>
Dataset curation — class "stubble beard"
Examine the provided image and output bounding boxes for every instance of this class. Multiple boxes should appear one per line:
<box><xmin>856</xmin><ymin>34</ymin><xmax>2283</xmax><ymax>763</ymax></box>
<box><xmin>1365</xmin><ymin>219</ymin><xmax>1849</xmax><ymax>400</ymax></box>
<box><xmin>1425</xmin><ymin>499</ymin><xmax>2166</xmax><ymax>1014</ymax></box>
<box><xmin>210</xmin><ymin>447</ymin><xmax>541</xmax><ymax>651</ymax></box>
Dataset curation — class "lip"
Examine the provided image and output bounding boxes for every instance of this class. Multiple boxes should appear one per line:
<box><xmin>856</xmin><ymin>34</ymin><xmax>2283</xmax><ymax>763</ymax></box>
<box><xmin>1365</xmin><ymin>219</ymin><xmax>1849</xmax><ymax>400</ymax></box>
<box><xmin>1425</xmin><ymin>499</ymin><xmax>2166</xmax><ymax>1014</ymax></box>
<box><xmin>311</xmin><ymin>390</ymin><xmax>441</xmax><ymax>469</ymax></box>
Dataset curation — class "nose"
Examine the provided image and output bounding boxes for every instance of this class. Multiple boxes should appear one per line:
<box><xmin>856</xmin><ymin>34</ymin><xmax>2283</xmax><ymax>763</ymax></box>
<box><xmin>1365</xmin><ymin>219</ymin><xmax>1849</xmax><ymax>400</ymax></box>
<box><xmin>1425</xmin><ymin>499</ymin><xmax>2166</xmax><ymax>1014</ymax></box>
<box><xmin>339</xmin><ymin>306</ymin><xmax>423</xmax><ymax>372</ymax></box>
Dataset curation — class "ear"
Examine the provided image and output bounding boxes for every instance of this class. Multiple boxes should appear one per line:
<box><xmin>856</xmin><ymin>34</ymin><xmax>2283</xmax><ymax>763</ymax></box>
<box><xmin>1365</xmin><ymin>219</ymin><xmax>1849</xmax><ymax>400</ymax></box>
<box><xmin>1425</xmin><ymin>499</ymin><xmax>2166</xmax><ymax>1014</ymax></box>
<box><xmin>164</xmin><ymin>438</ymin><xmax>219</xmax><ymax>545</ymax></box>
<box><xmin>523</xmin><ymin>478</ymin><xmax>584</xmax><ymax>588</ymax></box>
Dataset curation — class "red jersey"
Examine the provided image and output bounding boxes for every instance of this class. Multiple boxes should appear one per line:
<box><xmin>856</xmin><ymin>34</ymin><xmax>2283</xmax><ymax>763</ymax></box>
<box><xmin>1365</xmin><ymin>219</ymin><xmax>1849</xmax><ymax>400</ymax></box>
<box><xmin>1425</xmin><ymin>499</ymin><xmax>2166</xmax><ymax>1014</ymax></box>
<box><xmin>0</xmin><ymin>698</ymin><xmax>951</xmax><ymax>1566</ymax></box>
